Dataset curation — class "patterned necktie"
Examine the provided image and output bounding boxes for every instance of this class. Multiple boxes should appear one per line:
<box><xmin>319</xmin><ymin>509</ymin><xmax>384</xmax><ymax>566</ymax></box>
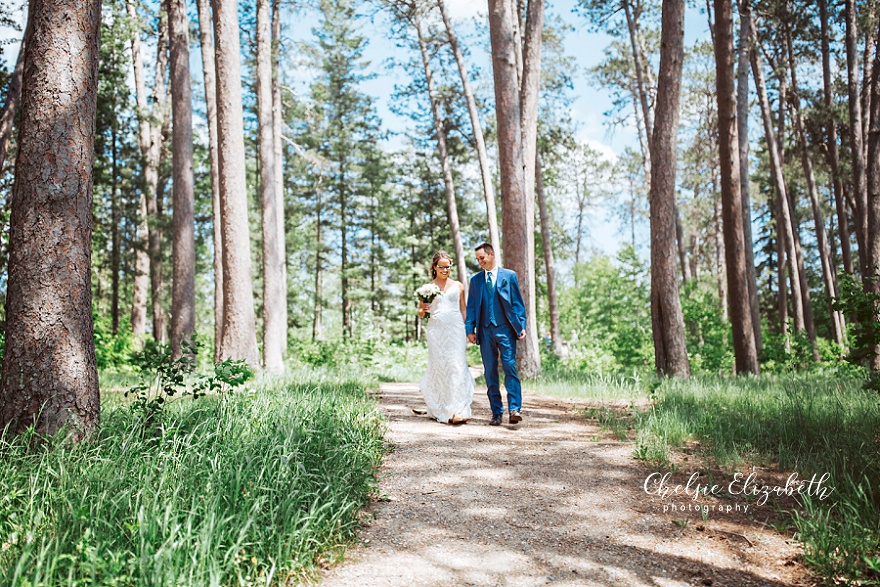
<box><xmin>486</xmin><ymin>271</ymin><xmax>496</xmax><ymax>324</ymax></box>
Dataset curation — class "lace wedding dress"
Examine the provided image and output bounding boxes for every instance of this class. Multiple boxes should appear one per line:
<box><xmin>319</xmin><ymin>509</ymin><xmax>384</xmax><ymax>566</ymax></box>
<box><xmin>420</xmin><ymin>285</ymin><xmax>475</xmax><ymax>423</ymax></box>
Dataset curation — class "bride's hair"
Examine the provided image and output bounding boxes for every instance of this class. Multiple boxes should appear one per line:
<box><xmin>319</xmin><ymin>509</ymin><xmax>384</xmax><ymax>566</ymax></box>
<box><xmin>431</xmin><ymin>251</ymin><xmax>453</xmax><ymax>279</ymax></box>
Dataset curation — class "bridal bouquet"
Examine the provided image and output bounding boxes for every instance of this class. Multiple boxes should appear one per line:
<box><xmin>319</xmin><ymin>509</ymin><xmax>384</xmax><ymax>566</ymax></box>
<box><xmin>415</xmin><ymin>283</ymin><xmax>443</xmax><ymax>319</ymax></box>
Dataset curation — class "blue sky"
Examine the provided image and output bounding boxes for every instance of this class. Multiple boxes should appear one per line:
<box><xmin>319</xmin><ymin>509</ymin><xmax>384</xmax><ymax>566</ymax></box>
<box><xmin>0</xmin><ymin>0</ymin><xmax>714</xmax><ymax>257</ymax></box>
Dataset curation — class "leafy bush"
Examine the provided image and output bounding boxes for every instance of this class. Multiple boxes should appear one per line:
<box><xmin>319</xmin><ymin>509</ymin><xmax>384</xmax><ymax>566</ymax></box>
<box><xmin>834</xmin><ymin>272</ymin><xmax>880</xmax><ymax>391</ymax></box>
<box><xmin>559</xmin><ymin>246</ymin><xmax>653</xmax><ymax>372</ymax></box>
<box><xmin>680</xmin><ymin>281</ymin><xmax>733</xmax><ymax>374</ymax></box>
<box><xmin>126</xmin><ymin>338</ymin><xmax>253</xmax><ymax>426</ymax></box>
<box><xmin>92</xmin><ymin>312</ymin><xmax>135</xmax><ymax>371</ymax></box>
<box><xmin>288</xmin><ymin>338</ymin><xmax>376</xmax><ymax>368</ymax></box>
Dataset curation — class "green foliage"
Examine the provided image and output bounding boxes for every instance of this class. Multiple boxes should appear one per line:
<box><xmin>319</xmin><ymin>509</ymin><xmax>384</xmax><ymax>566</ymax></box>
<box><xmin>834</xmin><ymin>272</ymin><xmax>880</xmax><ymax>390</ymax></box>
<box><xmin>92</xmin><ymin>312</ymin><xmax>134</xmax><ymax>371</ymax></box>
<box><xmin>288</xmin><ymin>337</ymin><xmax>375</xmax><ymax>368</ymax></box>
<box><xmin>0</xmin><ymin>371</ymin><xmax>385</xmax><ymax>586</ymax></box>
<box><xmin>287</xmin><ymin>338</ymin><xmax>430</xmax><ymax>383</ymax></box>
<box><xmin>126</xmin><ymin>338</ymin><xmax>253</xmax><ymax>425</ymax></box>
<box><xmin>559</xmin><ymin>246</ymin><xmax>653</xmax><ymax>372</ymax></box>
<box><xmin>680</xmin><ymin>281</ymin><xmax>733</xmax><ymax>374</ymax></box>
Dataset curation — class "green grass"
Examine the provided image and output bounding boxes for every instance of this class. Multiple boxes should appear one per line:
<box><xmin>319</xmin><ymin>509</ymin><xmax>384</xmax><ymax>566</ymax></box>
<box><xmin>590</xmin><ymin>370</ymin><xmax>880</xmax><ymax>585</ymax></box>
<box><xmin>0</xmin><ymin>369</ymin><xmax>386</xmax><ymax>587</ymax></box>
<box><xmin>530</xmin><ymin>363</ymin><xmax>653</xmax><ymax>400</ymax></box>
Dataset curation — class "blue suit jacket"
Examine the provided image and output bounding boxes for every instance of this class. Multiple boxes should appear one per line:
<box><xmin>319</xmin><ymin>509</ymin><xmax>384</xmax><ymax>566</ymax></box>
<box><xmin>465</xmin><ymin>267</ymin><xmax>527</xmax><ymax>342</ymax></box>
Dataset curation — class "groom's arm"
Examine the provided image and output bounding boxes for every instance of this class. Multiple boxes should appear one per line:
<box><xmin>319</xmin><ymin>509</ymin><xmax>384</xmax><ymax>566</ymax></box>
<box><xmin>507</xmin><ymin>271</ymin><xmax>527</xmax><ymax>337</ymax></box>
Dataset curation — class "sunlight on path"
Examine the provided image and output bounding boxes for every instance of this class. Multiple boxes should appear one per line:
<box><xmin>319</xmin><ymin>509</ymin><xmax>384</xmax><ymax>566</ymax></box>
<box><xmin>319</xmin><ymin>382</ymin><xmax>809</xmax><ymax>587</ymax></box>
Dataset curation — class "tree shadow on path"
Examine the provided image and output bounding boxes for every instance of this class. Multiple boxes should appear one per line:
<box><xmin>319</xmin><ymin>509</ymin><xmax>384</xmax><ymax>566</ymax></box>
<box><xmin>320</xmin><ymin>382</ymin><xmax>813</xmax><ymax>587</ymax></box>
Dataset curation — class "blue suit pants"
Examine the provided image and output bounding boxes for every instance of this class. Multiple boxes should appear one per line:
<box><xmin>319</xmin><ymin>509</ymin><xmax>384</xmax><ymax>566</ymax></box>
<box><xmin>480</xmin><ymin>323</ymin><xmax>521</xmax><ymax>415</ymax></box>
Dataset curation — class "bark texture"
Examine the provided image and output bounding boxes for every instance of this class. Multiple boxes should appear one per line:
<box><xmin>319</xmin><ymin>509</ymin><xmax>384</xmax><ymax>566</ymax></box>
<box><xmin>212</xmin><ymin>0</ymin><xmax>260</xmax><ymax>367</ymax></box>
<box><xmin>736</xmin><ymin>0</ymin><xmax>761</xmax><ymax>353</ymax></box>
<box><xmin>649</xmin><ymin>0</ymin><xmax>690</xmax><ymax>377</ymax></box>
<box><xmin>713</xmin><ymin>0</ymin><xmax>758</xmax><ymax>374</ymax></box>
<box><xmin>168</xmin><ymin>0</ymin><xmax>196</xmax><ymax>358</ymax></box>
<box><xmin>414</xmin><ymin>9</ymin><xmax>467</xmax><ymax>286</ymax></box>
<box><xmin>149</xmin><ymin>13</ymin><xmax>170</xmax><ymax>344</ymax></box>
<box><xmin>257</xmin><ymin>0</ymin><xmax>285</xmax><ymax>372</ymax></box>
<box><xmin>847</xmin><ymin>0</ymin><xmax>870</xmax><ymax>276</ymax></box>
<box><xmin>272</xmin><ymin>0</ymin><xmax>287</xmax><ymax>355</ymax></box>
<box><xmin>752</xmin><ymin>47</ymin><xmax>805</xmax><ymax>335</ymax></box>
<box><xmin>787</xmin><ymin>45</ymin><xmax>846</xmax><ymax>349</ymax></box>
<box><xmin>536</xmin><ymin>154</ymin><xmax>561</xmax><ymax>353</ymax></box>
<box><xmin>128</xmin><ymin>2</ymin><xmax>168</xmax><ymax>344</ymax></box>
<box><xmin>0</xmin><ymin>0</ymin><xmax>102</xmax><ymax>441</ymax></box>
<box><xmin>865</xmin><ymin>19</ymin><xmax>880</xmax><ymax>370</ymax></box>
<box><xmin>517</xmin><ymin>0</ymin><xmax>544</xmax><ymax>376</ymax></box>
<box><xmin>488</xmin><ymin>0</ymin><xmax>539</xmax><ymax>377</ymax></box>
<box><xmin>196</xmin><ymin>0</ymin><xmax>224</xmax><ymax>360</ymax></box>
<box><xmin>437</xmin><ymin>0</ymin><xmax>501</xmax><ymax>258</ymax></box>
<box><xmin>819</xmin><ymin>0</ymin><xmax>853</xmax><ymax>275</ymax></box>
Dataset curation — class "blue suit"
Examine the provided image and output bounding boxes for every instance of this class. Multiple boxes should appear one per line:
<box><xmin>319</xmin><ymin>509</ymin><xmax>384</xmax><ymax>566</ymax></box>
<box><xmin>465</xmin><ymin>267</ymin><xmax>527</xmax><ymax>416</ymax></box>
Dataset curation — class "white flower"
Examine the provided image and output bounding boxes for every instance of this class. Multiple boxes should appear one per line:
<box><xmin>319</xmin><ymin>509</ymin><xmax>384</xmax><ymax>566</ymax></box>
<box><xmin>414</xmin><ymin>283</ymin><xmax>442</xmax><ymax>303</ymax></box>
<box><xmin>415</xmin><ymin>283</ymin><xmax>443</xmax><ymax>319</ymax></box>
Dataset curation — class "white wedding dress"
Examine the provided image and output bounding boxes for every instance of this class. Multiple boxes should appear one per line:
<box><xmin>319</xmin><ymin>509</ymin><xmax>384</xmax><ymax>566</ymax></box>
<box><xmin>420</xmin><ymin>285</ymin><xmax>475</xmax><ymax>423</ymax></box>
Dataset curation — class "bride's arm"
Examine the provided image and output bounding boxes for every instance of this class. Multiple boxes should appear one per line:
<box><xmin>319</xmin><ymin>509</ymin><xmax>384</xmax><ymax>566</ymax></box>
<box><xmin>459</xmin><ymin>282</ymin><xmax>467</xmax><ymax>321</ymax></box>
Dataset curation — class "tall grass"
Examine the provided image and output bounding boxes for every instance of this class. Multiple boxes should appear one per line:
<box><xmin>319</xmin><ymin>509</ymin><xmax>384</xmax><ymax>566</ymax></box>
<box><xmin>531</xmin><ymin>360</ymin><xmax>653</xmax><ymax>400</ymax></box>
<box><xmin>0</xmin><ymin>371</ymin><xmax>385</xmax><ymax>586</ymax></box>
<box><xmin>630</xmin><ymin>372</ymin><xmax>880</xmax><ymax>584</ymax></box>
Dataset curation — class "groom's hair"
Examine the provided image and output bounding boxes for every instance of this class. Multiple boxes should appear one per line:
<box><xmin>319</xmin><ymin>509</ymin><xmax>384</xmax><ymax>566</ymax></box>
<box><xmin>475</xmin><ymin>242</ymin><xmax>494</xmax><ymax>255</ymax></box>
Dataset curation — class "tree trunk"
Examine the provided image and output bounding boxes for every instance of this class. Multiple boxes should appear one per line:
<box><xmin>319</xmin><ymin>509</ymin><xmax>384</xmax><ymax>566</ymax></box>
<box><xmin>437</xmin><ymin>0</ymin><xmax>501</xmax><ymax>258</ymax></box>
<box><xmin>414</xmin><ymin>9</ymin><xmax>467</xmax><ymax>285</ymax></box>
<box><xmin>675</xmin><ymin>198</ymin><xmax>691</xmax><ymax>284</ymax></box>
<box><xmin>257</xmin><ymin>0</ymin><xmax>284</xmax><ymax>372</ymax></box>
<box><xmin>819</xmin><ymin>0</ymin><xmax>854</xmax><ymax>275</ymax></box>
<box><xmin>774</xmin><ymin>188</ymin><xmax>790</xmax><ymax>349</ymax></box>
<box><xmin>149</xmin><ymin>14</ymin><xmax>169</xmax><ymax>345</ymax></box>
<box><xmin>753</xmin><ymin>48</ymin><xmax>806</xmax><ymax>335</ymax></box>
<box><xmin>517</xmin><ymin>0</ymin><xmax>544</xmax><ymax>376</ymax></box>
<box><xmin>865</xmin><ymin>19</ymin><xmax>880</xmax><ymax>370</ymax></box>
<box><xmin>128</xmin><ymin>1</ymin><xmax>167</xmax><ymax>344</ymax></box>
<box><xmin>272</xmin><ymin>0</ymin><xmax>287</xmax><ymax>355</ymax></box>
<box><xmin>313</xmin><ymin>185</ymin><xmax>323</xmax><ymax>341</ymax></box>
<box><xmin>196</xmin><ymin>0</ymin><xmax>224</xmax><ymax>360</ymax></box>
<box><xmin>847</xmin><ymin>0</ymin><xmax>870</xmax><ymax>276</ymax></box>
<box><xmin>0</xmin><ymin>10</ymin><xmax>31</xmax><ymax>174</ymax></box>
<box><xmin>0</xmin><ymin>0</ymin><xmax>101</xmax><ymax>441</ymax></box>
<box><xmin>536</xmin><ymin>153</ymin><xmax>561</xmax><ymax>353</ymax></box>
<box><xmin>787</xmin><ymin>40</ymin><xmax>847</xmax><ymax>349</ymax></box>
<box><xmin>649</xmin><ymin>0</ymin><xmax>690</xmax><ymax>377</ymax></box>
<box><xmin>488</xmin><ymin>0</ymin><xmax>540</xmax><ymax>377</ymax></box>
<box><xmin>341</xmin><ymin>165</ymin><xmax>351</xmax><ymax>339</ymax></box>
<box><xmin>624</xmin><ymin>0</ymin><xmax>654</xmax><ymax>145</ymax></box>
<box><xmin>736</xmin><ymin>0</ymin><xmax>761</xmax><ymax>354</ymax></box>
<box><xmin>168</xmin><ymin>0</ymin><xmax>196</xmax><ymax>359</ymax></box>
<box><xmin>111</xmin><ymin>124</ymin><xmax>120</xmax><ymax>335</ymax></box>
<box><xmin>862</xmin><ymin>2</ymin><xmax>877</xmax><ymax>160</ymax></box>
<box><xmin>713</xmin><ymin>191</ymin><xmax>728</xmax><ymax>321</ymax></box>
<box><xmin>212</xmin><ymin>0</ymin><xmax>260</xmax><ymax>366</ymax></box>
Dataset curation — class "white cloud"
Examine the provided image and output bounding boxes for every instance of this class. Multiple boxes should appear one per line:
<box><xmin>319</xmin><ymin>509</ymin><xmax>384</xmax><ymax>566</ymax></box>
<box><xmin>442</xmin><ymin>0</ymin><xmax>488</xmax><ymax>21</ymax></box>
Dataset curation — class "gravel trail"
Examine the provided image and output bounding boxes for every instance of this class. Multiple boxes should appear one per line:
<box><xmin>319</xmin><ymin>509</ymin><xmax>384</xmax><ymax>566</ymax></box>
<box><xmin>319</xmin><ymin>378</ymin><xmax>812</xmax><ymax>587</ymax></box>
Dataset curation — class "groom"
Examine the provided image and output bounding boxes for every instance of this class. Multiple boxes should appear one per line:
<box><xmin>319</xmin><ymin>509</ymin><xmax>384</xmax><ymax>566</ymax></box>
<box><xmin>465</xmin><ymin>243</ymin><xmax>527</xmax><ymax>426</ymax></box>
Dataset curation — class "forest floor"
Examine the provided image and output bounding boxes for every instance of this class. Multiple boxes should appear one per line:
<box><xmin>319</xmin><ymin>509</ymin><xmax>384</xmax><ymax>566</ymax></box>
<box><xmin>317</xmin><ymin>373</ymin><xmax>817</xmax><ymax>587</ymax></box>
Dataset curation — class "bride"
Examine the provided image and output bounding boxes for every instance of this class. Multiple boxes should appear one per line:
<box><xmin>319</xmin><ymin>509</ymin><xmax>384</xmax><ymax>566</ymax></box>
<box><xmin>418</xmin><ymin>251</ymin><xmax>475</xmax><ymax>424</ymax></box>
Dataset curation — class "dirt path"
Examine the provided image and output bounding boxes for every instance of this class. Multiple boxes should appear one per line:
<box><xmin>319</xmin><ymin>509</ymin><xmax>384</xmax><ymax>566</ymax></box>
<box><xmin>319</xmin><ymin>379</ymin><xmax>813</xmax><ymax>587</ymax></box>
